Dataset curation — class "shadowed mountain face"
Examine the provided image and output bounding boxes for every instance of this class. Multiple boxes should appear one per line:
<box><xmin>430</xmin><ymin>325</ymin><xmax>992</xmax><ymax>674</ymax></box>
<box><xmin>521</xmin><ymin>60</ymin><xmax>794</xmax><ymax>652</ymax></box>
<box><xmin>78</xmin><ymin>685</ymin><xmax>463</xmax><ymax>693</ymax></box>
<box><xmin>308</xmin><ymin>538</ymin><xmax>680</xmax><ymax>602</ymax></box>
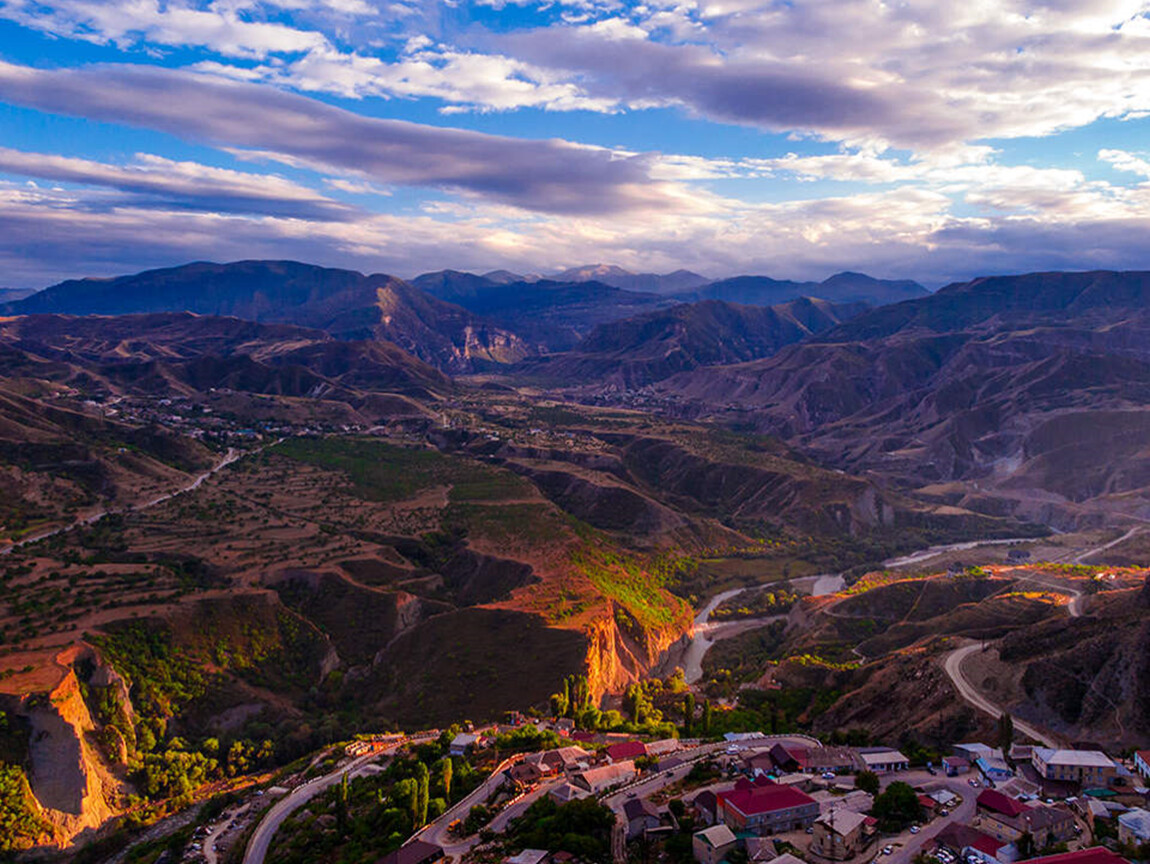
<box><xmin>691</xmin><ymin>271</ymin><xmax>928</xmax><ymax>308</ymax></box>
<box><xmin>513</xmin><ymin>297</ymin><xmax>866</xmax><ymax>387</ymax></box>
<box><xmin>414</xmin><ymin>272</ymin><xmax>677</xmax><ymax>349</ymax></box>
<box><xmin>0</xmin><ymin>312</ymin><xmax>450</xmax><ymax>398</ymax></box>
<box><xmin>653</xmin><ymin>270</ymin><xmax>1150</xmax><ymax>528</ymax></box>
<box><xmin>5</xmin><ymin>261</ymin><xmax>532</xmax><ymax>374</ymax></box>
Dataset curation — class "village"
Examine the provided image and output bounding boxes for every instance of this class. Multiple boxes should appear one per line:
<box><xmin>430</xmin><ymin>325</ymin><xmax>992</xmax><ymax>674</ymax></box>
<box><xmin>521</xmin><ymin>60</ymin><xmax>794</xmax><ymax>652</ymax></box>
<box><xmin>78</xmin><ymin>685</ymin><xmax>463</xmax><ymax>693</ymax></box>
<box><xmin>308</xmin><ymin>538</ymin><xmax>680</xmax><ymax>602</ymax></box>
<box><xmin>184</xmin><ymin>714</ymin><xmax>1150</xmax><ymax>864</ymax></box>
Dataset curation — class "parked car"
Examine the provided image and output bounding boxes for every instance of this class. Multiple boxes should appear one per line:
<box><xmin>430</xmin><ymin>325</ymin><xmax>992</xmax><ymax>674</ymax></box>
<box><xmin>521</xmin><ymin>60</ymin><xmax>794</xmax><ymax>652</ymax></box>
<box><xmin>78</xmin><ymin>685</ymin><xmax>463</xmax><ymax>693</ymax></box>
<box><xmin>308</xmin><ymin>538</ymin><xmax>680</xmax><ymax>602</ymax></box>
<box><xmin>883</xmin><ymin>846</ymin><xmax>894</xmax><ymax>855</ymax></box>
<box><xmin>822</xmin><ymin>772</ymin><xmax>837</xmax><ymax>780</ymax></box>
<box><xmin>910</xmin><ymin>826</ymin><xmax>921</xmax><ymax>834</ymax></box>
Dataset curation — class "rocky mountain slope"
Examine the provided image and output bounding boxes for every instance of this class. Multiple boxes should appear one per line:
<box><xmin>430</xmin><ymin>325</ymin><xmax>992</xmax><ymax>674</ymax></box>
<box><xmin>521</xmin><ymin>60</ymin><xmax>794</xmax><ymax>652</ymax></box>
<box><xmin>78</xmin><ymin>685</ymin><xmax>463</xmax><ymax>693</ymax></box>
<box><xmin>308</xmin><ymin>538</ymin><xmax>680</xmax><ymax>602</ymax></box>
<box><xmin>3</xmin><ymin>261</ymin><xmax>532</xmax><ymax>373</ymax></box>
<box><xmin>653</xmin><ymin>270</ymin><xmax>1150</xmax><ymax>528</ymax></box>
<box><xmin>413</xmin><ymin>272</ymin><xmax>675</xmax><ymax>349</ymax></box>
<box><xmin>512</xmin><ymin>297</ymin><xmax>865</xmax><ymax>387</ymax></box>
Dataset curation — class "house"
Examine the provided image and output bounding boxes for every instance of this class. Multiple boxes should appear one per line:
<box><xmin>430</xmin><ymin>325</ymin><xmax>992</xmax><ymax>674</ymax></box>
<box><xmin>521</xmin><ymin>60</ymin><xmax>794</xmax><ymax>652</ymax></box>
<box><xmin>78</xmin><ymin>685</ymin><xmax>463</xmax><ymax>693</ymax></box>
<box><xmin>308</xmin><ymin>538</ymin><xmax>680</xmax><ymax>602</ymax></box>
<box><xmin>810</xmin><ymin>809</ymin><xmax>872</xmax><ymax>860</ymax></box>
<box><xmin>607</xmin><ymin>741</ymin><xmax>647</xmax><ymax>763</ymax></box>
<box><xmin>918</xmin><ymin>795</ymin><xmax>939</xmax><ymax>816</ymax></box>
<box><xmin>856</xmin><ymin>747</ymin><xmax>910</xmax><ymax>774</ymax></box>
<box><xmin>527</xmin><ymin>746</ymin><xmax>592</xmax><ymax>774</ymax></box>
<box><xmin>505</xmin><ymin>851</ymin><xmax>549</xmax><ymax>864</ymax></box>
<box><xmin>690</xmin><ymin>790</ymin><xmax>719</xmax><ymax>827</ymax></box>
<box><xmin>977</xmin><ymin>791</ymin><xmax>1075</xmax><ymax>848</ymax></box>
<box><xmin>1010</xmin><ymin>745</ymin><xmax>1034</xmax><ymax>763</ymax></box>
<box><xmin>647</xmin><ymin>739</ymin><xmax>682</xmax><ymax>758</ymax></box>
<box><xmin>1135</xmin><ymin>752</ymin><xmax>1150</xmax><ymax>781</ymax></box>
<box><xmin>1025</xmin><ymin>849</ymin><xmax>1131</xmax><ymax>864</ymax></box>
<box><xmin>450</xmin><ymin>733</ymin><xmax>480</xmax><ymax>756</ymax></box>
<box><xmin>744</xmin><ymin>752</ymin><xmax>778</xmax><ymax>777</ymax></box>
<box><xmin>377</xmin><ymin>840</ymin><xmax>445</xmax><ymax>864</ymax></box>
<box><xmin>1117</xmin><ymin>808</ymin><xmax>1150</xmax><ymax>847</ymax></box>
<box><xmin>977</xmin><ymin>754</ymin><xmax>1015</xmax><ymax>783</ymax></box>
<box><xmin>693</xmin><ymin>825</ymin><xmax>737</xmax><ymax>864</ymax></box>
<box><xmin>957</xmin><ymin>743</ymin><xmax>1003</xmax><ymax>763</ymax></box>
<box><xmin>549</xmin><ymin>783</ymin><xmax>591</xmax><ymax>804</ymax></box>
<box><xmin>572</xmin><ymin>760</ymin><xmax>636</xmax><ymax>794</ymax></box>
<box><xmin>716</xmin><ymin>781</ymin><xmax>820</xmax><ymax>835</ymax></box>
<box><xmin>507</xmin><ymin>763</ymin><xmax>545</xmax><ymax>787</ymax></box>
<box><xmin>769</xmin><ymin>743</ymin><xmax>808</xmax><ymax>772</ymax></box>
<box><xmin>806</xmin><ymin>746</ymin><xmax>860</xmax><ymax>775</ymax></box>
<box><xmin>624</xmin><ymin>798</ymin><xmax>662</xmax><ymax>840</ymax></box>
<box><xmin>555</xmin><ymin>718</ymin><xmax>576</xmax><ymax>736</ymax></box>
<box><xmin>933</xmin><ymin>823</ymin><xmax>1009</xmax><ymax>864</ymax></box>
<box><xmin>944</xmin><ymin>756</ymin><xmax>972</xmax><ymax>777</ymax></box>
<box><xmin>1031</xmin><ymin>749</ymin><xmax>1117</xmax><ymax>787</ymax></box>
<box><xmin>744</xmin><ymin>837</ymin><xmax>778</xmax><ymax>863</ymax></box>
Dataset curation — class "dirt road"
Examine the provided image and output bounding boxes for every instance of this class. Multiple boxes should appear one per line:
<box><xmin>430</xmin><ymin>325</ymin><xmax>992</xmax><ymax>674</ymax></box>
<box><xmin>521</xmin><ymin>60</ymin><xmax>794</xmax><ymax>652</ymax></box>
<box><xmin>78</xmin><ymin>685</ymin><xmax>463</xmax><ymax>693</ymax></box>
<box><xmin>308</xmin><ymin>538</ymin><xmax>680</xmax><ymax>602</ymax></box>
<box><xmin>1</xmin><ymin>446</ymin><xmax>244</xmax><ymax>555</ymax></box>
<box><xmin>942</xmin><ymin>643</ymin><xmax>1059</xmax><ymax>748</ymax></box>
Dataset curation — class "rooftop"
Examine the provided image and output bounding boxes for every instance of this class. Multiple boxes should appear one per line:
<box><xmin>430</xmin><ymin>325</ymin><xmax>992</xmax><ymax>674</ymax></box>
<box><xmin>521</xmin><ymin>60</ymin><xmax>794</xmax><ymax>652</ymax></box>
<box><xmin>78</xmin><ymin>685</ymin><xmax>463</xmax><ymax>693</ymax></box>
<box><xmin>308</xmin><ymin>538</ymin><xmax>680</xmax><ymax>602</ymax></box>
<box><xmin>720</xmin><ymin>782</ymin><xmax>816</xmax><ymax>816</ymax></box>
<box><xmin>695</xmin><ymin>825</ymin><xmax>737</xmax><ymax>848</ymax></box>
<box><xmin>977</xmin><ymin>789</ymin><xmax>1029</xmax><ymax>818</ymax></box>
<box><xmin>607</xmin><ymin>740</ymin><xmax>647</xmax><ymax>761</ymax></box>
<box><xmin>816</xmin><ymin>809</ymin><xmax>868</xmax><ymax>835</ymax></box>
<box><xmin>1118</xmin><ymin>808</ymin><xmax>1150</xmax><ymax>837</ymax></box>
<box><xmin>1034</xmin><ymin>749</ymin><xmax>1115</xmax><ymax>769</ymax></box>
<box><xmin>1026</xmin><ymin>848</ymin><xmax>1130</xmax><ymax>864</ymax></box>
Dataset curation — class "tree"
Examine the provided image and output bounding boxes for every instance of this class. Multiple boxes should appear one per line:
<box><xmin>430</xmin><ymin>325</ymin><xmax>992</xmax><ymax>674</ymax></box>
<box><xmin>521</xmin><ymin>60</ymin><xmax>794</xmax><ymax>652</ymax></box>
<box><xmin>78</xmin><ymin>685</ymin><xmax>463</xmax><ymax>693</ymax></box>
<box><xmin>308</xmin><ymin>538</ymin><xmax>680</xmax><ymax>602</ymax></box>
<box><xmin>335</xmin><ymin>771</ymin><xmax>349</xmax><ymax>835</ymax></box>
<box><xmin>856</xmin><ymin>770</ymin><xmax>881</xmax><ymax>796</ymax></box>
<box><xmin>415</xmin><ymin>762</ymin><xmax>430</xmax><ymax>827</ymax></box>
<box><xmin>702</xmin><ymin>700</ymin><xmax>714</xmax><ymax>736</ymax></box>
<box><xmin>997</xmin><ymin>712</ymin><xmax>1014</xmax><ymax>753</ymax></box>
<box><xmin>683</xmin><ymin>693</ymin><xmax>696</xmax><ymax>734</ymax></box>
<box><xmin>439</xmin><ymin>757</ymin><xmax>453</xmax><ymax>800</ymax></box>
<box><xmin>871</xmin><ymin>781</ymin><xmax>924</xmax><ymax>831</ymax></box>
<box><xmin>394</xmin><ymin>778</ymin><xmax>419</xmax><ymax>827</ymax></box>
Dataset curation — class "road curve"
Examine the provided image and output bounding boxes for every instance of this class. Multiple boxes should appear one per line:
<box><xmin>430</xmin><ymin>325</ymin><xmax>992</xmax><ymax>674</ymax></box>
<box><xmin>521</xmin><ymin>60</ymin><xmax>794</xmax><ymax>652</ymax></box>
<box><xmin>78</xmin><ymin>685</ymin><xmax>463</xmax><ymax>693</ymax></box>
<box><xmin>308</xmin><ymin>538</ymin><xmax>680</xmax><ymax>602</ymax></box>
<box><xmin>942</xmin><ymin>643</ymin><xmax>1059</xmax><ymax>748</ymax></box>
<box><xmin>244</xmin><ymin>737</ymin><xmax>431</xmax><ymax>864</ymax></box>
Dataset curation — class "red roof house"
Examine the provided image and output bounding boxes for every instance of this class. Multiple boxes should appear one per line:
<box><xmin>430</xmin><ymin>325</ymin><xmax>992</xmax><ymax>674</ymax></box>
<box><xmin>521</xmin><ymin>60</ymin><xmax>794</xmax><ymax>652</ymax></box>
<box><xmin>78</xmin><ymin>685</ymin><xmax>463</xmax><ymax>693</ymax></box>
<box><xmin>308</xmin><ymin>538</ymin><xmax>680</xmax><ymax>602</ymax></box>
<box><xmin>977</xmin><ymin>789</ymin><xmax>1029</xmax><ymax>818</ymax></box>
<box><xmin>606</xmin><ymin>740</ymin><xmax>647</xmax><ymax>763</ymax></box>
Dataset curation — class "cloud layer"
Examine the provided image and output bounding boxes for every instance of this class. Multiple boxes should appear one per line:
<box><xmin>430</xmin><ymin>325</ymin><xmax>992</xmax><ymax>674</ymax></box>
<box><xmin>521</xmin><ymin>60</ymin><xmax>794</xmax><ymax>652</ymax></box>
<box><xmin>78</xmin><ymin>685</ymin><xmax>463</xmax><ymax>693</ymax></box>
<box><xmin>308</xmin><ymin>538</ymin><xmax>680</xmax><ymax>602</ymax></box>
<box><xmin>2</xmin><ymin>0</ymin><xmax>1150</xmax><ymax>287</ymax></box>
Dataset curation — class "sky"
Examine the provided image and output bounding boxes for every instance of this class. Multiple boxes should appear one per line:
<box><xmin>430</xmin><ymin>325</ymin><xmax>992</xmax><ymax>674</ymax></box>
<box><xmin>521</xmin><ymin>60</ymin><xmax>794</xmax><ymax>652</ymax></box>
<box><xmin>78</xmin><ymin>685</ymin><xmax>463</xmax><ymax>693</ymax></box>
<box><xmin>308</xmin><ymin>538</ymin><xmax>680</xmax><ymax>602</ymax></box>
<box><xmin>3</xmin><ymin>1</ymin><xmax>1150</xmax><ymax>288</ymax></box>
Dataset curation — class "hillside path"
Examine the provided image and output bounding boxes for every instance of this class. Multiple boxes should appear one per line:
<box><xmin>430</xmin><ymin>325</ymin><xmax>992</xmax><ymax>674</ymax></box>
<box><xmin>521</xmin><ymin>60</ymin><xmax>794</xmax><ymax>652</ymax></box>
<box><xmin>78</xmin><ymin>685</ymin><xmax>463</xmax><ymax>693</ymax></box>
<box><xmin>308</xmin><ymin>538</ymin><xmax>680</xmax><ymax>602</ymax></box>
<box><xmin>942</xmin><ymin>643</ymin><xmax>1060</xmax><ymax>748</ymax></box>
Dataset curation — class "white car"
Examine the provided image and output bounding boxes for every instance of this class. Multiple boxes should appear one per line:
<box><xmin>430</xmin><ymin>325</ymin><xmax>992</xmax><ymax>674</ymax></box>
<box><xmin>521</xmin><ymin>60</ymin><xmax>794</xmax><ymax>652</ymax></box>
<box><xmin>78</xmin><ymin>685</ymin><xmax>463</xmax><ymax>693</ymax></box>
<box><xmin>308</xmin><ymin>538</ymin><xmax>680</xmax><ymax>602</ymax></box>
<box><xmin>910</xmin><ymin>826</ymin><xmax>920</xmax><ymax>834</ymax></box>
<box><xmin>883</xmin><ymin>846</ymin><xmax>894</xmax><ymax>855</ymax></box>
<box><xmin>822</xmin><ymin>772</ymin><xmax>836</xmax><ymax>780</ymax></box>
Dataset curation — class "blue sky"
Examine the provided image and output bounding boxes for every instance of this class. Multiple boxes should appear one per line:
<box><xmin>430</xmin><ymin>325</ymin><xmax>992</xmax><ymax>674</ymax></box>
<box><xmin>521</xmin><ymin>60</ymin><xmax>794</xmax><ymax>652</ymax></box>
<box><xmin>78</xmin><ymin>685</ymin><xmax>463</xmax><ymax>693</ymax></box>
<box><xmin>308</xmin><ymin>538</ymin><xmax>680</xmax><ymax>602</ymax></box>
<box><xmin>2</xmin><ymin>0</ymin><xmax>1150</xmax><ymax>288</ymax></box>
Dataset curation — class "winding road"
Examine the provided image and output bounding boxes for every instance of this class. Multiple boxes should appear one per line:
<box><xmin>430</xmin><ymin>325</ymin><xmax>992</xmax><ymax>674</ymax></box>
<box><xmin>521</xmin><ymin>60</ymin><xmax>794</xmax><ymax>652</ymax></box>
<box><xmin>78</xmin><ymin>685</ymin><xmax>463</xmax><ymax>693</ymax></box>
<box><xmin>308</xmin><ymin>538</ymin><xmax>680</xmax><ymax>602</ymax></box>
<box><xmin>0</xmin><ymin>446</ymin><xmax>244</xmax><ymax>555</ymax></box>
<box><xmin>244</xmin><ymin>734</ymin><xmax>436</xmax><ymax>864</ymax></box>
<box><xmin>942</xmin><ymin>643</ymin><xmax>1060</xmax><ymax>748</ymax></box>
<box><xmin>681</xmin><ymin>574</ymin><xmax>846</xmax><ymax>683</ymax></box>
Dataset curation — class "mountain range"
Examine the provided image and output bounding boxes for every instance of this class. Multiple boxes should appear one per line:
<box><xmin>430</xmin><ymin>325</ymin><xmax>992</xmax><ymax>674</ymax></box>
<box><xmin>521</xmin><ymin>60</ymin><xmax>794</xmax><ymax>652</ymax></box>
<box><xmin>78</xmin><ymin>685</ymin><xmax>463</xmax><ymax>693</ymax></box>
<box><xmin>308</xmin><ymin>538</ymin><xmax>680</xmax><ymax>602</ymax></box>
<box><xmin>652</xmin><ymin>269</ymin><xmax>1150</xmax><ymax>528</ymax></box>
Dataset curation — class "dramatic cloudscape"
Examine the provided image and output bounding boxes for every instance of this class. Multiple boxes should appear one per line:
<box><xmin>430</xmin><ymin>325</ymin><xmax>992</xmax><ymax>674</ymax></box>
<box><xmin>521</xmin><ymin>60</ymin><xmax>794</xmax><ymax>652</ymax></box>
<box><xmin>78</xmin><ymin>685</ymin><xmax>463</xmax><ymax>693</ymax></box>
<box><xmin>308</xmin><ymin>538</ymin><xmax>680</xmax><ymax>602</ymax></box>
<box><xmin>3</xmin><ymin>0</ymin><xmax>1150</xmax><ymax>287</ymax></box>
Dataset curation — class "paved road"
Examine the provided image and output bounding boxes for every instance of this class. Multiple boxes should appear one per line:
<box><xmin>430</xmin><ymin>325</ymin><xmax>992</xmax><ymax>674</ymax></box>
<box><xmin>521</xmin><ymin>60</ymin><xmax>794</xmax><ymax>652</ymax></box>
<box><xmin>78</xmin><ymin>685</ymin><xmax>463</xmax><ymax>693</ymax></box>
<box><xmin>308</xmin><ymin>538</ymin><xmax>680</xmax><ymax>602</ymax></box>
<box><xmin>1072</xmin><ymin>525</ymin><xmax>1142</xmax><ymax>565</ymax></box>
<box><xmin>414</xmin><ymin>754</ymin><xmax>524</xmax><ymax>857</ymax></box>
<box><xmin>884</xmin><ymin>538</ymin><xmax>1041</xmax><ymax>570</ymax></box>
<box><xmin>880</xmin><ymin>771</ymin><xmax>977</xmax><ymax>864</ymax></box>
<box><xmin>942</xmin><ymin>643</ymin><xmax>1059</xmax><ymax>748</ymax></box>
<box><xmin>244</xmin><ymin>736</ymin><xmax>432</xmax><ymax>864</ymax></box>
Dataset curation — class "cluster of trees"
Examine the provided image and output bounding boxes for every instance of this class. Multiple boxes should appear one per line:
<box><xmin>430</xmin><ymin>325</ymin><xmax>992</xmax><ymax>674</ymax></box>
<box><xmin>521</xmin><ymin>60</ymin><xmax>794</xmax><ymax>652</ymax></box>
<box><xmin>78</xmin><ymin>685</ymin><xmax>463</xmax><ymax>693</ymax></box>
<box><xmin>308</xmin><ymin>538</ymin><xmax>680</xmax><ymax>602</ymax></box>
<box><xmin>549</xmin><ymin>674</ymin><xmax>595</xmax><ymax>725</ymax></box>
<box><xmin>504</xmin><ymin>796</ymin><xmax>616</xmax><ymax>863</ymax></box>
<box><xmin>871</xmin><ymin>781</ymin><xmax>925</xmax><ymax>831</ymax></box>
<box><xmin>0</xmin><ymin>763</ymin><xmax>51</xmax><ymax>852</ymax></box>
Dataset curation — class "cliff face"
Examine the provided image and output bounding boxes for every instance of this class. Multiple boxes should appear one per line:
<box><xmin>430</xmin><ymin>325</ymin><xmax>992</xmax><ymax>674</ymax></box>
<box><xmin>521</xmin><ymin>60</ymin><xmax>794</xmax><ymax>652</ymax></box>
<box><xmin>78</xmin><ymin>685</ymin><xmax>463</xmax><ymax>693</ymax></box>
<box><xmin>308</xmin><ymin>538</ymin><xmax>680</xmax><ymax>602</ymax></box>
<box><xmin>6</xmin><ymin>651</ymin><xmax>121</xmax><ymax>847</ymax></box>
<box><xmin>584</xmin><ymin>603</ymin><xmax>693</xmax><ymax>701</ymax></box>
